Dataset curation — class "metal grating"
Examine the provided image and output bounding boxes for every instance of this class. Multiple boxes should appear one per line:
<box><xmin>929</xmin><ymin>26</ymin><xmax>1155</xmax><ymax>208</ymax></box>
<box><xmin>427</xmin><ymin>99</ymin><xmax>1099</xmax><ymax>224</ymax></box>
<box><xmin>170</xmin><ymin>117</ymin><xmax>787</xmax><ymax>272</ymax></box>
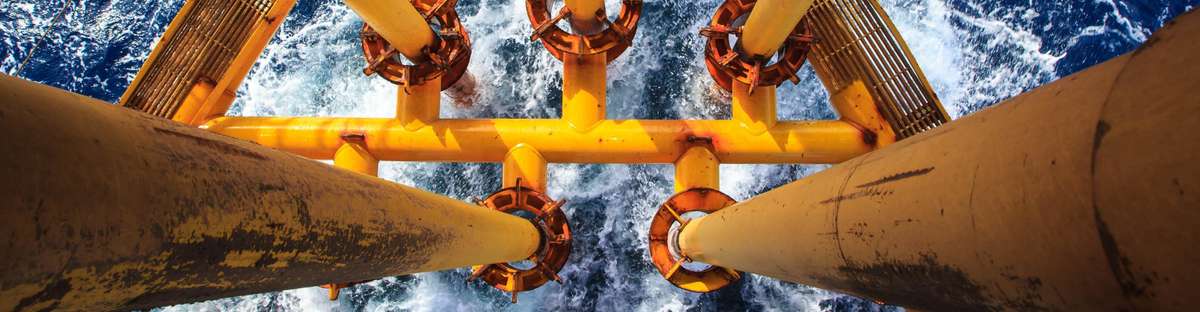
<box><xmin>805</xmin><ymin>0</ymin><xmax>950</xmax><ymax>139</ymax></box>
<box><xmin>121</xmin><ymin>0</ymin><xmax>275</xmax><ymax>118</ymax></box>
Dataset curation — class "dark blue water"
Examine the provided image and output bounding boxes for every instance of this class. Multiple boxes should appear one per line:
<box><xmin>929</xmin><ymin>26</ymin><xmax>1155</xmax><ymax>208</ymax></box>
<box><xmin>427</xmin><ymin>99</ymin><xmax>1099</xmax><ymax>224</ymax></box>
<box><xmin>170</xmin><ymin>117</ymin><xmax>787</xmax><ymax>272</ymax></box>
<box><xmin>2</xmin><ymin>0</ymin><xmax>1196</xmax><ymax>311</ymax></box>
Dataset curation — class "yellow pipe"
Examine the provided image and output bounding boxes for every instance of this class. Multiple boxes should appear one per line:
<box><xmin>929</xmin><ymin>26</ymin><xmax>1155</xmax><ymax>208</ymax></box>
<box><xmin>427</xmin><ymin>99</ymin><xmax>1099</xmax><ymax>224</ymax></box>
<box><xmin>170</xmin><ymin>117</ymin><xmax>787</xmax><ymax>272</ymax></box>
<box><xmin>740</xmin><ymin>0</ymin><xmax>815</xmax><ymax>58</ymax></box>
<box><xmin>173</xmin><ymin>0</ymin><xmax>298</xmax><ymax>126</ymax></box>
<box><xmin>0</xmin><ymin>74</ymin><xmax>540</xmax><ymax>311</ymax></box>
<box><xmin>674</xmin><ymin>146</ymin><xmax>719</xmax><ymax>192</ymax></box>
<box><xmin>202</xmin><ymin>117</ymin><xmax>873</xmax><ymax>164</ymax></box>
<box><xmin>831</xmin><ymin>80</ymin><xmax>897</xmax><ymax>146</ymax></box>
<box><xmin>677</xmin><ymin>11</ymin><xmax>1200</xmax><ymax>310</ymax></box>
<box><xmin>398</xmin><ymin>77</ymin><xmax>442</xmax><ymax>131</ymax></box>
<box><xmin>503</xmin><ymin>144</ymin><xmax>548</xmax><ymax>191</ymax></box>
<box><xmin>334</xmin><ymin>141</ymin><xmax>379</xmax><ymax>176</ymax></box>
<box><xmin>731</xmin><ymin>80</ymin><xmax>776</xmax><ymax>134</ymax></box>
<box><xmin>344</xmin><ymin>0</ymin><xmax>436</xmax><ymax>61</ymax></box>
<box><xmin>564</xmin><ymin>0</ymin><xmax>606</xmax><ymax>34</ymax></box>
<box><xmin>563</xmin><ymin>53</ymin><xmax>608</xmax><ymax>131</ymax></box>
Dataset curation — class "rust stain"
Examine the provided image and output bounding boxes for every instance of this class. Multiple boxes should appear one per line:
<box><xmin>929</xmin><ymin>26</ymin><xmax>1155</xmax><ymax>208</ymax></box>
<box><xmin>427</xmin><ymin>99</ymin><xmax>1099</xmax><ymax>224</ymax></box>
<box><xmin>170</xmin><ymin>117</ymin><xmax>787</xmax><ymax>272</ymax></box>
<box><xmin>855</xmin><ymin>167</ymin><xmax>935</xmax><ymax>189</ymax></box>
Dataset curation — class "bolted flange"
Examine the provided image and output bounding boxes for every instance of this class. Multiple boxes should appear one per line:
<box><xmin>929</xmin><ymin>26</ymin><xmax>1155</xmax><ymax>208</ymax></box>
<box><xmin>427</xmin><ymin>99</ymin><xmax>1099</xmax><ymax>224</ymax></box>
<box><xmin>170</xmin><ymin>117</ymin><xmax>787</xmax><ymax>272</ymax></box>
<box><xmin>701</xmin><ymin>0</ymin><xmax>815</xmax><ymax>93</ymax></box>
<box><xmin>648</xmin><ymin>188</ymin><xmax>741</xmax><ymax>292</ymax></box>
<box><xmin>469</xmin><ymin>183</ymin><xmax>571</xmax><ymax>303</ymax></box>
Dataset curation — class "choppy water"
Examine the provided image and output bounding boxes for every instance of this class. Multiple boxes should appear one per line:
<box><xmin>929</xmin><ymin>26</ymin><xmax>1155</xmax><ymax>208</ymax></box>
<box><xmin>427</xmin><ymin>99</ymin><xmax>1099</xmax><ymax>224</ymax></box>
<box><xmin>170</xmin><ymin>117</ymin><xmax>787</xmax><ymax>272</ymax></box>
<box><xmin>2</xmin><ymin>0</ymin><xmax>1196</xmax><ymax>311</ymax></box>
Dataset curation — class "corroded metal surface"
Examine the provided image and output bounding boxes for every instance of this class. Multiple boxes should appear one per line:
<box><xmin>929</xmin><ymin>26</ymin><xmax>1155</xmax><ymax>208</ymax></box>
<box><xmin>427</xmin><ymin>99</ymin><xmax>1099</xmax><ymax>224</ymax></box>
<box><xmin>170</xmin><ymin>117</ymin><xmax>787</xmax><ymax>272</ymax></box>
<box><xmin>359</xmin><ymin>0</ymin><xmax>472</xmax><ymax>90</ymax></box>
<box><xmin>526</xmin><ymin>0</ymin><xmax>642</xmax><ymax>62</ymax></box>
<box><xmin>677</xmin><ymin>10</ymin><xmax>1200</xmax><ymax>310</ymax></box>
<box><xmin>469</xmin><ymin>186</ymin><xmax>571</xmax><ymax>303</ymax></box>
<box><xmin>0</xmin><ymin>75</ymin><xmax>540</xmax><ymax>311</ymax></box>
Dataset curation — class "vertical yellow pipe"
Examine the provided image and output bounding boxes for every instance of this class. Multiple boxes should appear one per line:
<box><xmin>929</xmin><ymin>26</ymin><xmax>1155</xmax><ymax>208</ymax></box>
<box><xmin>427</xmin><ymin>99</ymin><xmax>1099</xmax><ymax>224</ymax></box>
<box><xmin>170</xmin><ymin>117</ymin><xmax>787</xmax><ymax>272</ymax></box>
<box><xmin>563</xmin><ymin>53</ymin><xmax>607</xmax><ymax>131</ymax></box>
<box><xmin>503</xmin><ymin>144</ymin><xmax>548</xmax><ymax>191</ymax></box>
<box><xmin>334</xmin><ymin>141</ymin><xmax>379</xmax><ymax>176</ymax></box>
<box><xmin>740</xmin><ymin>0</ymin><xmax>815</xmax><ymax>58</ymax></box>
<box><xmin>731</xmin><ymin>80</ymin><xmax>776</xmax><ymax>134</ymax></box>
<box><xmin>343</xmin><ymin>0</ymin><xmax>435</xmax><ymax>60</ymax></box>
<box><xmin>674</xmin><ymin>146</ymin><xmax>719</xmax><ymax>192</ymax></box>
<box><xmin>398</xmin><ymin>77</ymin><xmax>441</xmax><ymax>131</ymax></box>
<box><xmin>564</xmin><ymin>0</ymin><xmax>606</xmax><ymax>34</ymax></box>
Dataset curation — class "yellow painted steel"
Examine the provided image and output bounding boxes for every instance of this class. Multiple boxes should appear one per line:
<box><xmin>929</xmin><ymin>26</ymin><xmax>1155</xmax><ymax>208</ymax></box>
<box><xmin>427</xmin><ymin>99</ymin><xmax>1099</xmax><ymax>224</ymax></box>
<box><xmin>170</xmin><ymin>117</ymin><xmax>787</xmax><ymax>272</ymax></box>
<box><xmin>503</xmin><ymin>144</ymin><xmax>548</xmax><ymax>191</ymax></box>
<box><xmin>677</xmin><ymin>11</ymin><xmax>1200</xmax><ymax>310</ymax></box>
<box><xmin>0</xmin><ymin>74</ymin><xmax>541</xmax><ymax>311</ymax></box>
<box><xmin>740</xmin><ymin>0</ymin><xmax>815</xmax><ymax>58</ymax></box>
<box><xmin>832</xmin><ymin>80</ymin><xmax>896</xmax><ymax>146</ymax></box>
<box><xmin>202</xmin><ymin>117</ymin><xmax>873</xmax><ymax>164</ymax></box>
<box><xmin>564</xmin><ymin>0</ymin><xmax>606</xmax><ymax>34</ymax></box>
<box><xmin>398</xmin><ymin>77</ymin><xmax>442</xmax><ymax>131</ymax></box>
<box><xmin>334</xmin><ymin>141</ymin><xmax>379</xmax><ymax>176</ymax></box>
<box><xmin>117</xmin><ymin>0</ymin><xmax>199</xmax><ymax>107</ymax></box>
<box><xmin>172</xmin><ymin>0</ymin><xmax>297</xmax><ymax>126</ymax></box>
<box><xmin>731</xmin><ymin>81</ymin><xmax>776</xmax><ymax>134</ymax></box>
<box><xmin>344</xmin><ymin>0</ymin><xmax>436</xmax><ymax>61</ymax></box>
<box><xmin>562</xmin><ymin>53</ymin><xmax>608</xmax><ymax>131</ymax></box>
<box><xmin>674</xmin><ymin>146</ymin><xmax>719</xmax><ymax>192</ymax></box>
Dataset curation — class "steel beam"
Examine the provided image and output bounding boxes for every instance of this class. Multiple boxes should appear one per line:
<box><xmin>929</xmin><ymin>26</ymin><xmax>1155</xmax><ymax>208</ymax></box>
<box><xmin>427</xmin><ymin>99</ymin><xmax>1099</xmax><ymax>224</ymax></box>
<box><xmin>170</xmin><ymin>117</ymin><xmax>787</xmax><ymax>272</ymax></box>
<box><xmin>0</xmin><ymin>75</ymin><xmax>540</xmax><ymax>311</ymax></box>
<box><xmin>676</xmin><ymin>10</ymin><xmax>1200</xmax><ymax>311</ymax></box>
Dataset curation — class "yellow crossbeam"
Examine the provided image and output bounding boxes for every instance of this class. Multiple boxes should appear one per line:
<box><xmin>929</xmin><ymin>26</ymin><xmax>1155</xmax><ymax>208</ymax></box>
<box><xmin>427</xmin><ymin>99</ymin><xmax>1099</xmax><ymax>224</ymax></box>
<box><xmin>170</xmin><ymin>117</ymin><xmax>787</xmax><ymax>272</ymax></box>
<box><xmin>203</xmin><ymin>117</ymin><xmax>875</xmax><ymax>164</ymax></box>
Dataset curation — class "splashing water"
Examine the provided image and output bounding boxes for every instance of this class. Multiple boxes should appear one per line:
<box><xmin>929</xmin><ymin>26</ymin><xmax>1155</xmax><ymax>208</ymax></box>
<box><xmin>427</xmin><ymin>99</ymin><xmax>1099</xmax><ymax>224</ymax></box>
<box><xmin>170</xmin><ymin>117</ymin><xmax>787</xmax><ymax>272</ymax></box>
<box><xmin>2</xmin><ymin>0</ymin><xmax>1197</xmax><ymax>310</ymax></box>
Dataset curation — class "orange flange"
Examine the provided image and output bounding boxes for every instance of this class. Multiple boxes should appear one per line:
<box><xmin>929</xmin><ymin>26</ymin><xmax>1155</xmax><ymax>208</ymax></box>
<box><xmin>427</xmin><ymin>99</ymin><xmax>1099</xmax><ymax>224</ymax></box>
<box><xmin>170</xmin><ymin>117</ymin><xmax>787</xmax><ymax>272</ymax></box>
<box><xmin>360</xmin><ymin>0</ymin><xmax>471</xmax><ymax>91</ymax></box>
<box><xmin>526</xmin><ymin>0</ymin><xmax>643</xmax><ymax>62</ymax></box>
<box><xmin>469</xmin><ymin>184</ymin><xmax>571</xmax><ymax>303</ymax></box>
<box><xmin>648</xmin><ymin>188</ymin><xmax>741</xmax><ymax>292</ymax></box>
<box><xmin>701</xmin><ymin>0</ymin><xmax>814</xmax><ymax>93</ymax></box>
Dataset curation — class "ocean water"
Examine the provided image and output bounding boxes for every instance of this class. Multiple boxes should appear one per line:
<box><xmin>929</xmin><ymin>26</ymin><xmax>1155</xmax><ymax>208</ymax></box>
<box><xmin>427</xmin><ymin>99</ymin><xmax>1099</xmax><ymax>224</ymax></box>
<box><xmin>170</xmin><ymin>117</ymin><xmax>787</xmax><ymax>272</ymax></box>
<box><xmin>2</xmin><ymin>0</ymin><xmax>1196</xmax><ymax>311</ymax></box>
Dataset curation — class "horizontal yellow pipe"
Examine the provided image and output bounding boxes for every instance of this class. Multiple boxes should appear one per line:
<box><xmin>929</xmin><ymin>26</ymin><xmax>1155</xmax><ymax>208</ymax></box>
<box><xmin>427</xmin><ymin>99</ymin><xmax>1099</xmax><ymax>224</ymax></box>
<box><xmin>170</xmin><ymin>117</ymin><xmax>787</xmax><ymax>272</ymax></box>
<box><xmin>202</xmin><ymin>117</ymin><xmax>875</xmax><ymax>164</ymax></box>
<box><xmin>741</xmin><ymin>0</ymin><xmax>815</xmax><ymax>58</ymax></box>
<box><xmin>344</xmin><ymin>0</ymin><xmax>435</xmax><ymax>60</ymax></box>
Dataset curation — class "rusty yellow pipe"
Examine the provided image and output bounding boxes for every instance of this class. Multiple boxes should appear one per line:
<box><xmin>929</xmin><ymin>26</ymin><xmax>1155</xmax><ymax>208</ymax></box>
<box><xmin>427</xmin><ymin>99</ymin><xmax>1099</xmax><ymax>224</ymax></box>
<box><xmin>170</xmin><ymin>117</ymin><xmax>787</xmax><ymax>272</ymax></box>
<box><xmin>398</xmin><ymin>77</ymin><xmax>441</xmax><ymax>131</ymax></box>
<box><xmin>503</xmin><ymin>144</ymin><xmax>548</xmax><ymax>191</ymax></box>
<box><xmin>831</xmin><ymin>80</ymin><xmax>897</xmax><ymax>146</ymax></box>
<box><xmin>344</xmin><ymin>0</ymin><xmax>436</xmax><ymax>61</ymax></box>
<box><xmin>677</xmin><ymin>11</ymin><xmax>1200</xmax><ymax>311</ymax></box>
<box><xmin>563</xmin><ymin>53</ymin><xmax>607</xmax><ymax>131</ymax></box>
<box><xmin>565</xmin><ymin>0</ymin><xmax>606</xmax><ymax>34</ymax></box>
<box><xmin>674</xmin><ymin>145</ymin><xmax>719</xmax><ymax>192</ymax></box>
<box><xmin>0</xmin><ymin>75</ymin><xmax>540</xmax><ymax>311</ymax></box>
<box><xmin>740</xmin><ymin>0</ymin><xmax>815</xmax><ymax>58</ymax></box>
<box><xmin>731</xmin><ymin>81</ymin><xmax>776</xmax><ymax>134</ymax></box>
<box><xmin>171</xmin><ymin>0</ymin><xmax>297</xmax><ymax>126</ymax></box>
<box><xmin>202</xmin><ymin>117</ymin><xmax>873</xmax><ymax>164</ymax></box>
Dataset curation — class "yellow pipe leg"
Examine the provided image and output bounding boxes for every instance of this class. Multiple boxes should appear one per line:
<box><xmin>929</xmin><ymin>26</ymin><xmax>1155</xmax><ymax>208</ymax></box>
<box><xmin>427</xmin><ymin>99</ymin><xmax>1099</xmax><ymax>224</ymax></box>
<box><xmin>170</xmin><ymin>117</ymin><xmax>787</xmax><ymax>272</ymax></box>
<box><xmin>674</xmin><ymin>146</ymin><xmax>719</xmax><ymax>192</ymax></box>
<box><xmin>732</xmin><ymin>80</ymin><xmax>776</xmax><ymax>134</ymax></box>
<box><xmin>677</xmin><ymin>12</ymin><xmax>1200</xmax><ymax>310</ymax></box>
<box><xmin>740</xmin><ymin>0</ymin><xmax>815</xmax><ymax>58</ymax></box>
<box><xmin>0</xmin><ymin>75</ymin><xmax>540</xmax><ymax>311</ymax></box>
<box><xmin>398</xmin><ymin>77</ymin><xmax>441</xmax><ymax>131</ymax></box>
<box><xmin>565</xmin><ymin>0</ymin><xmax>606</xmax><ymax>34</ymax></box>
<box><xmin>334</xmin><ymin>140</ymin><xmax>379</xmax><ymax>176</ymax></box>
<box><xmin>563</xmin><ymin>53</ymin><xmax>607</xmax><ymax>131</ymax></box>
<box><xmin>503</xmin><ymin>144</ymin><xmax>548</xmax><ymax>191</ymax></box>
<box><xmin>343</xmin><ymin>0</ymin><xmax>436</xmax><ymax>60</ymax></box>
